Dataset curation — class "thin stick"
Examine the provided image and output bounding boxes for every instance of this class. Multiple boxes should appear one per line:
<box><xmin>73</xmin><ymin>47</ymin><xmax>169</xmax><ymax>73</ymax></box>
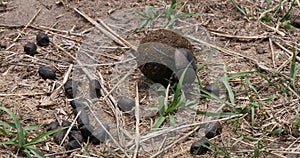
<box><xmin>52</xmin><ymin>42</ymin><xmax>76</xmax><ymax>60</ymax></box>
<box><xmin>133</xmin><ymin>83</ymin><xmax>140</xmax><ymax>158</ymax></box>
<box><xmin>276</xmin><ymin>56</ymin><xmax>292</xmax><ymax>72</ymax></box>
<box><xmin>269</xmin><ymin>38</ymin><xmax>276</xmax><ymax>68</ymax></box>
<box><xmin>187</xmin><ymin>35</ymin><xmax>257</xmax><ymax>63</ymax></box>
<box><xmin>209</xmin><ymin>29</ymin><xmax>267</xmax><ymax>40</ymax></box>
<box><xmin>43</xmin><ymin>148</ymin><xmax>81</xmax><ymax>157</ymax></box>
<box><xmin>98</xmin><ymin>18</ymin><xmax>137</xmax><ymax>50</ymax></box>
<box><xmin>260</xmin><ymin>21</ymin><xmax>285</xmax><ymax>36</ymax></box>
<box><xmin>0</xmin><ymin>92</ymin><xmax>45</xmax><ymax>97</ymax></box>
<box><xmin>274</xmin><ymin>41</ymin><xmax>300</xmax><ymax>62</ymax></box>
<box><xmin>38</xmin><ymin>25</ymin><xmax>84</xmax><ymax>37</ymax></box>
<box><xmin>13</xmin><ymin>8</ymin><xmax>41</xmax><ymax>42</ymax></box>
<box><xmin>73</xmin><ymin>8</ymin><xmax>137</xmax><ymax>51</ymax></box>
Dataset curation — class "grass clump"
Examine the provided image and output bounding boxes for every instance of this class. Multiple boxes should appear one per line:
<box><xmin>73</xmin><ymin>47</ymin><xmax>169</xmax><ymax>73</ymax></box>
<box><xmin>136</xmin><ymin>0</ymin><xmax>198</xmax><ymax>30</ymax></box>
<box><xmin>0</xmin><ymin>104</ymin><xmax>64</xmax><ymax>157</ymax></box>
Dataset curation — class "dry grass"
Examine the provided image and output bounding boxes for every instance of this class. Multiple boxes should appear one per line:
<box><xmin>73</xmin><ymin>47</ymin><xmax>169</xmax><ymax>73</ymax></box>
<box><xmin>0</xmin><ymin>0</ymin><xmax>300</xmax><ymax>157</ymax></box>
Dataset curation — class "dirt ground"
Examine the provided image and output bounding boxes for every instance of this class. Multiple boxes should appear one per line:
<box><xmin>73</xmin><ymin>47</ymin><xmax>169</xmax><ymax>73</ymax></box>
<box><xmin>1</xmin><ymin>0</ymin><xmax>300</xmax><ymax>157</ymax></box>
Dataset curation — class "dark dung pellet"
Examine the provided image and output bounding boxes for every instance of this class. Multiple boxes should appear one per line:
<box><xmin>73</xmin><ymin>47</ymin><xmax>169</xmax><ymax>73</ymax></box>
<box><xmin>89</xmin><ymin>79</ymin><xmax>101</xmax><ymax>98</ymax></box>
<box><xmin>64</xmin><ymin>79</ymin><xmax>78</xmax><ymax>99</ymax></box>
<box><xmin>69</xmin><ymin>130</ymin><xmax>84</xmax><ymax>143</ymax></box>
<box><xmin>53</xmin><ymin>129</ymin><xmax>67</xmax><ymax>145</ymax></box>
<box><xmin>46</xmin><ymin>121</ymin><xmax>59</xmax><ymax>135</ymax></box>
<box><xmin>90</xmin><ymin>124</ymin><xmax>110</xmax><ymax>144</ymax></box>
<box><xmin>38</xmin><ymin>65</ymin><xmax>56</xmax><ymax>80</ymax></box>
<box><xmin>190</xmin><ymin>137</ymin><xmax>210</xmax><ymax>155</ymax></box>
<box><xmin>80</xmin><ymin>124</ymin><xmax>93</xmax><ymax>142</ymax></box>
<box><xmin>36</xmin><ymin>32</ymin><xmax>50</xmax><ymax>47</ymax></box>
<box><xmin>62</xmin><ymin>120</ymin><xmax>72</xmax><ymax>127</ymax></box>
<box><xmin>24</xmin><ymin>42</ymin><xmax>37</xmax><ymax>56</ymax></box>
<box><xmin>291</xmin><ymin>19</ymin><xmax>300</xmax><ymax>28</ymax></box>
<box><xmin>65</xmin><ymin>140</ymin><xmax>81</xmax><ymax>150</ymax></box>
<box><xmin>117</xmin><ymin>96</ymin><xmax>135</xmax><ymax>112</ymax></box>
<box><xmin>205</xmin><ymin>122</ymin><xmax>222</xmax><ymax>139</ymax></box>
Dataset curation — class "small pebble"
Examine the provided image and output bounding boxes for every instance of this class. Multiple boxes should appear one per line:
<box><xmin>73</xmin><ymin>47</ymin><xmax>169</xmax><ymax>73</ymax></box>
<box><xmin>38</xmin><ymin>65</ymin><xmax>56</xmax><ymax>80</ymax></box>
<box><xmin>65</xmin><ymin>140</ymin><xmax>81</xmax><ymax>150</ymax></box>
<box><xmin>69</xmin><ymin>130</ymin><xmax>84</xmax><ymax>143</ymax></box>
<box><xmin>205</xmin><ymin>121</ymin><xmax>222</xmax><ymax>139</ymax></box>
<box><xmin>24</xmin><ymin>42</ymin><xmax>37</xmax><ymax>56</ymax></box>
<box><xmin>64</xmin><ymin>80</ymin><xmax>78</xmax><ymax>99</ymax></box>
<box><xmin>190</xmin><ymin>137</ymin><xmax>210</xmax><ymax>155</ymax></box>
<box><xmin>36</xmin><ymin>32</ymin><xmax>50</xmax><ymax>47</ymax></box>
<box><xmin>117</xmin><ymin>96</ymin><xmax>135</xmax><ymax>112</ymax></box>
<box><xmin>90</xmin><ymin>124</ymin><xmax>110</xmax><ymax>144</ymax></box>
<box><xmin>204</xmin><ymin>83</ymin><xmax>220</xmax><ymax>97</ymax></box>
<box><xmin>89</xmin><ymin>79</ymin><xmax>101</xmax><ymax>98</ymax></box>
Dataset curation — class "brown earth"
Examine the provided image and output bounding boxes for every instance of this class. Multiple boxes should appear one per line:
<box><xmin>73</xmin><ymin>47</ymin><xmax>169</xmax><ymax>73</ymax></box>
<box><xmin>1</xmin><ymin>0</ymin><xmax>300</xmax><ymax>157</ymax></box>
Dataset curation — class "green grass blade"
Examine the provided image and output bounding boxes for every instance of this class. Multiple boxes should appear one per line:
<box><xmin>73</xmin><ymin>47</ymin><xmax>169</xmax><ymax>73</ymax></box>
<box><xmin>167</xmin><ymin>88</ymin><xmax>186</xmax><ymax>114</ymax></box>
<box><xmin>232</xmin><ymin>136</ymin><xmax>244</xmax><ymax>146</ymax></box>
<box><xmin>230</xmin><ymin>0</ymin><xmax>247</xmax><ymax>16</ymax></box>
<box><xmin>290</xmin><ymin>46</ymin><xmax>299</xmax><ymax>90</ymax></box>
<box><xmin>227</xmin><ymin>71</ymin><xmax>255</xmax><ymax>80</ymax></box>
<box><xmin>268</xmin><ymin>127</ymin><xmax>284</xmax><ymax>135</ymax></box>
<box><xmin>24</xmin><ymin>125</ymin><xmax>43</xmax><ymax>131</ymax></box>
<box><xmin>0</xmin><ymin>106</ymin><xmax>25</xmax><ymax>146</ymax></box>
<box><xmin>27</xmin><ymin>146</ymin><xmax>44</xmax><ymax>158</ymax></box>
<box><xmin>136</xmin><ymin>19</ymin><xmax>149</xmax><ymax>31</ymax></box>
<box><xmin>250</xmin><ymin>97</ymin><xmax>256</xmax><ymax>125</ymax></box>
<box><xmin>0</xmin><ymin>140</ymin><xmax>18</xmax><ymax>145</ymax></box>
<box><xmin>280</xmin><ymin>0</ymin><xmax>295</xmax><ymax>22</ymax></box>
<box><xmin>195</xmin><ymin>110</ymin><xmax>240</xmax><ymax>118</ymax></box>
<box><xmin>145</xmin><ymin>6</ymin><xmax>154</xmax><ymax>19</ymax></box>
<box><xmin>290</xmin><ymin>46</ymin><xmax>297</xmax><ymax>79</ymax></box>
<box><xmin>198</xmin><ymin>89</ymin><xmax>234</xmax><ymax>108</ymax></box>
<box><xmin>258</xmin><ymin>73</ymin><xmax>284</xmax><ymax>93</ymax></box>
<box><xmin>153</xmin><ymin>116</ymin><xmax>166</xmax><ymax>129</ymax></box>
<box><xmin>24</xmin><ymin>149</ymin><xmax>33</xmax><ymax>158</ymax></box>
<box><xmin>196</xmin><ymin>60</ymin><xmax>207</xmax><ymax>72</ymax></box>
<box><xmin>0</xmin><ymin>121</ymin><xmax>16</xmax><ymax>129</ymax></box>
<box><xmin>222</xmin><ymin>66</ymin><xmax>235</xmax><ymax>105</ymax></box>
<box><xmin>171</xmin><ymin>0</ymin><xmax>178</xmax><ymax>9</ymax></box>
<box><xmin>0</xmin><ymin>127</ymin><xmax>10</xmax><ymax>137</ymax></box>
<box><xmin>245</xmin><ymin>77</ymin><xmax>260</xmax><ymax>98</ymax></box>
<box><xmin>158</xmin><ymin>96</ymin><xmax>166</xmax><ymax>116</ymax></box>
<box><xmin>26</xmin><ymin>127</ymin><xmax>67</xmax><ymax>146</ymax></box>
<box><xmin>169</xmin><ymin>114</ymin><xmax>175</xmax><ymax>127</ymax></box>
